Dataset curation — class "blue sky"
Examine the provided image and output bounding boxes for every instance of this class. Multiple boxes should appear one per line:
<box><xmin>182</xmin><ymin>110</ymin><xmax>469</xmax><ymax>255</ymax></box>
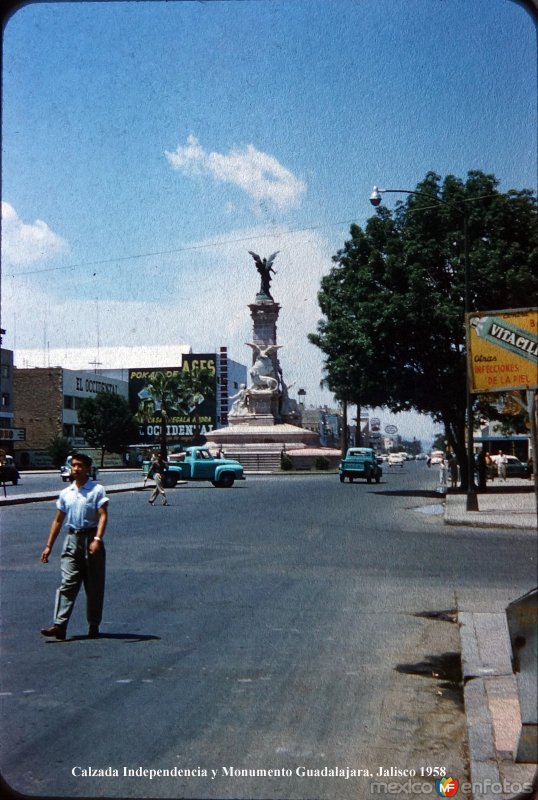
<box><xmin>2</xmin><ymin>0</ymin><xmax>536</xmax><ymax>442</ymax></box>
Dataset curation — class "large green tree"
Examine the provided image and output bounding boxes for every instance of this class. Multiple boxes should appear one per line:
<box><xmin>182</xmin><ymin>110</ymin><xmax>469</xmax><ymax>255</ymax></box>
<box><xmin>78</xmin><ymin>392</ymin><xmax>139</xmax><ymax>466</ymax></box>
<box><xmin>135</xmin><ymin>369</ymin><xmax>215</xmax><ymax>458</ymax></box>
<box><xmin>309</xmin><ymin>170</ymin><xmax>537</xmax><ymax>488</ymax></box>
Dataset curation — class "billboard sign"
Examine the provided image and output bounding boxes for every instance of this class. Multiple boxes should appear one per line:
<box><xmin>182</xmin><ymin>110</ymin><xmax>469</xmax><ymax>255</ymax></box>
<box><xmin>129</xmin><ymin>354</ymin><xmax>217</xmax><ymax>446</ymax></box>
<box><xmin>467</xmin><ymin>308</ymin><xmax>538</xmax><ymax>394</ymax></box>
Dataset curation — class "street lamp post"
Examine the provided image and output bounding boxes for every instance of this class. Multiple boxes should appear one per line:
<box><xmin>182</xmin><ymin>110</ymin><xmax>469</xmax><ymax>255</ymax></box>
<box><xmin>369</xmin><ymin>186</ymin><xmax>479</xmax><ymax>511</ymax></box>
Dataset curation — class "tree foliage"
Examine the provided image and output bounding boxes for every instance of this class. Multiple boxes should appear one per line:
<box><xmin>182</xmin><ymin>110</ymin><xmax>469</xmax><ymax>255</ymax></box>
<box><xmin>48</xmin><ymin>434</ymin><xmax>72</xmax><ymax>468</ymax></box>
<box><xmin>78</xmin><ymin>392</ymin><xmax>139</xmax><ymax>466</ymax></box>
<box><xmin>309</xmin><ymin>171</ymin><xmax>537</xmax><ymax>487</ymax></box>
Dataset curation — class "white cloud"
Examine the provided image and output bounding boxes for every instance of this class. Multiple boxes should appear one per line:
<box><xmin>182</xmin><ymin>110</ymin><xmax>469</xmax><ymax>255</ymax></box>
<box><xmin>164</xmin><ymin>135</ymin><xmax>306</xmax><ymax>211</ymax></box>
<box><xmin>1</xmin><ymin>202</ymin><xmax>69</xmax><ymax>266</ymax></box>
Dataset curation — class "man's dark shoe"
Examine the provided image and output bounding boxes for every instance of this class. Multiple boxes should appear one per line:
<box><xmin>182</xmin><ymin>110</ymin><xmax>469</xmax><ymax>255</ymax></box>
<box><xmin>40</xmin><ymin>624</ymin><xmax>66</xmax><ymax>640</ymax></box>
<box><xmin>88</xmin><ymin>625</ymin><xmax>100</xmax><ymax>639</ymax></box>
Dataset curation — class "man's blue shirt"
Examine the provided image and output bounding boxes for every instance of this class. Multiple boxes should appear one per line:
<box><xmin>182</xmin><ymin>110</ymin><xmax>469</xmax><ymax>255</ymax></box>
<box><xmin>57</xmin><ymin>480</ymin><xmax>109</xmax><ymax>530</ymax></box>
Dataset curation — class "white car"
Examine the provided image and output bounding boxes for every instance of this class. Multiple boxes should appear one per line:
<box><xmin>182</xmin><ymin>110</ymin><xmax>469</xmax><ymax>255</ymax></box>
<box><xmin>388</xmin><ymin>453</ymin><xmax>405</xmax><ymax>466</ymax></box>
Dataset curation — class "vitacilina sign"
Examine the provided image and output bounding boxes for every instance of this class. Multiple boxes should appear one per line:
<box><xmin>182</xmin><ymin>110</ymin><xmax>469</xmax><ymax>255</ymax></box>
<box><xmin>467</xmin><ymin>308</ymin><xmax>538</xmax><ymax>394</ymax></box>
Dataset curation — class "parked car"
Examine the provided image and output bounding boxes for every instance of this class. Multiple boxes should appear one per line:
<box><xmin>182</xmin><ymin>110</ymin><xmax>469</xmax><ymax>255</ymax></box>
<box><xmin>387</xmin><ymin>452</ymin><xmax>405</xmax><ymax>466</ymax></box>
<box><xmin>490</xmin><ymin>455</ymin><xmax>529</xmax><ymax>479</ymax></box>
<box><xmin>429</xmin><ymin>451</ymin><xmax>445</xmax><ymax>465</ymax></box>
<box><xmin>142</xmin><ymin>447</ymin><xmax>245</xmax><ymax>488</ymax></box>
<box><xmin>60</xmin><ymin>455</ymin><xmax>98</xmax><ymax>482</ymax></box>
<box><xmin>0</xmin><ymin>455</ymin><xmax>20</xmax><ymax>485</ymax></box>
<box><xmin>339</xmin><ymin>447</ymin><xmax>382</xmax><ymax>483</ymax></box>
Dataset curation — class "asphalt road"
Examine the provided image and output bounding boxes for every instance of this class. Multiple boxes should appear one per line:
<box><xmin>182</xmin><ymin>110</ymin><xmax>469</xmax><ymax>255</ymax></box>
<box><xmin>1</xmin><ymin>464</ymin><xmax>536</xmax><ymax>799</ymax></box>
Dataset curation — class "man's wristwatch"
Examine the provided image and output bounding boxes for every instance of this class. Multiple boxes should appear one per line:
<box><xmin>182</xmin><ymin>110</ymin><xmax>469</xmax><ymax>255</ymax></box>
<box><xmin>93</xmin><ymin>537</ymin><xmax>103</xmax><ymax>543</ymax></box>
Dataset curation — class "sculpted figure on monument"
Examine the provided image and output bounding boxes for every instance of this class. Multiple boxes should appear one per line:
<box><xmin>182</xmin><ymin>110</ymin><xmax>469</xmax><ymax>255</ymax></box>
<box><xmin>245</xmin><ymin>343</ymin><xmax>282</xmax><ymax>392</ymax></box>
<box><xmin>248</xmin><ymin>250</ymin><xmax>279</xmax><ymax>300</ymax></box>
<box><xmin>279</xmin><ymin>378</ymin><xmax>301</xmax><ymax>420</ymax></box>
<box><xmin>229</xmin><ymin>384</ymin><xmax>250</xmax><ymax>417</ymax></box>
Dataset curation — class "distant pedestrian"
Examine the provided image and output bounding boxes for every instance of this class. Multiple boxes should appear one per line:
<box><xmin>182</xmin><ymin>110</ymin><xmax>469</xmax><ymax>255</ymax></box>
<box><xmin>448</xmin><ymin>455</ymin><xmax>458</xmax><ymax>489</ymax></box>
<box><xmin>40</xmin><ymin>453</ymin><xmax>109</xmax><ymax>641</ymax></box>
<box><xmin>147</xmin><ymin>454</ymin><xmax>169</xmax><ymax>506</ymax></box>
<box><xmin>143</xmin><ymin>452</ymin><xmax>157</xmax><ymax>488</ymax></box>
<box><xmin>477</xmin><ymin>450</ymin><xmax>487</xmax><ymax>492</ymax></box>
<box><xmin>498</xmin><ymin>450</ymin><xmax>508</xmax><ymax>481</ymax></box>
<box><xmin>437</xmin><ymin>458</ymin><xmax>448</xmax><ymax>494</ymax></box>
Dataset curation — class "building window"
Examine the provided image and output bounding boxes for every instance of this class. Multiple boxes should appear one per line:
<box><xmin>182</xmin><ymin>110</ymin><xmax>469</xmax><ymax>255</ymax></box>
<box><xmin>1</xmin><ymin>393</ymin><xmax>9</xmax><ymax>407</ymax></box>
<box><xmin>64</xmin><ymin>396</ymin><xmax>74</xmax><ymax>409</ymax></box>
<box><xmin>63</xmin><ymin>424</ymin><xmax>74</xmax><ymax>438</ymax></box>
<box><xmin>1</xmin><ymin>365</ymin><xmax>9</xmax><ymax>378</ymax></box>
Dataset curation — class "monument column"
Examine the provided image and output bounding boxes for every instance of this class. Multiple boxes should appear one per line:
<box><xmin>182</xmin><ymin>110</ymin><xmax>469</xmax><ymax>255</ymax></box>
<box><xmin>247</xmin><ymin>301</ymin><xmax>282</xmax><ymax>422</ymax></box>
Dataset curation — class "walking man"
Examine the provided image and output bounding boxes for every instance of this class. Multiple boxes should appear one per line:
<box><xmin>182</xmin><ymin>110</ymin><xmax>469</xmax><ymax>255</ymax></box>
<box><xmin>498</xmin><ymin>450</ymin><xmax>508</xmax><ymax>481</ymax></box>
<box><xmin>147</xmin><ymin>454</ymin><xmax>169</xmax><ymax>506</ymax></box>
<box><xmin>40</xmin><ymin>453</ymin><xmax>109</xmax><ymax>640</ymax></box>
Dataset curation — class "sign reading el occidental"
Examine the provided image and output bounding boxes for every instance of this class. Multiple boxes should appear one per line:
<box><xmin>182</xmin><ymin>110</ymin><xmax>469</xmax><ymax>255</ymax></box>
<box><xmin>467</xmin><ymin>307</ymin><xmax>538</xmax><ymax>394</ymax></box>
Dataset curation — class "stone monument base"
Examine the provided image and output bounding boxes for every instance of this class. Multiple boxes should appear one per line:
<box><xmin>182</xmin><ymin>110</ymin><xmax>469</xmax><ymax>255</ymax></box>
<box><xmin>206</xmin><ymin>422</ymin><xmax>319</xmax><ymax>472</ymax></box>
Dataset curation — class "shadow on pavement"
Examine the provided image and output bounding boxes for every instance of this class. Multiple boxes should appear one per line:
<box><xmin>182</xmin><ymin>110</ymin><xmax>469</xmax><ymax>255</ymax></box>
<box><xmin>395</xmin><ymin>651</ymin><xmax>464</xmax><ymax>707</ymax></box>
<box><xmin>66</xmin><ymin>633</ymin><xmax>161</xmax><ymax>643</ymax></box>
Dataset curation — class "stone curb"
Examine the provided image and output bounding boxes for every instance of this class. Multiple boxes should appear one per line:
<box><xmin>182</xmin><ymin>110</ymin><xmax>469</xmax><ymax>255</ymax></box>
<box><xmin>458</xmin><ymin>611</ymin><xmax>537</xmax><ymax>799</ymax></box>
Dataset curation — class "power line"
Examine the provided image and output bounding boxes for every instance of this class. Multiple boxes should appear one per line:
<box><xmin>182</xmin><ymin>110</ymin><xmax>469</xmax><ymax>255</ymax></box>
<box><xmin>5</xmin><ymin>192</ymin><xmax>502</xmax><ymax>279</ymax></box>
<box><xmin>5</xmin><ymin>219</ymin><xmax>357</xmax><ymax>279</ymax></box>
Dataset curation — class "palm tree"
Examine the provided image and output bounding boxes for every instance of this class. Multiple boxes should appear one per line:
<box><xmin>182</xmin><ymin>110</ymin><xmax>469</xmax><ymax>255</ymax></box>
<box><xmin>136</xmin><ymin>373</ymin><xmax>188</xmax><ymax>459</ymax></box>
<box><xmin>186</xmin><ymin>367</ymin><xmax>215</xmax><ymax>438</ymax></box>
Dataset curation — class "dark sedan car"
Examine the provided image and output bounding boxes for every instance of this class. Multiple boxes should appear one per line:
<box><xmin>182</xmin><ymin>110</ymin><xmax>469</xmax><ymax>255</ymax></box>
<box><xmin>0</xmin><ymin>456</ymin><xmax>20</xmax><ymax>485</ymax></box>
<box><xmin>491</xmin><ymin>455</ymin><xmax>529</xmax><ymax>478</ymax></box>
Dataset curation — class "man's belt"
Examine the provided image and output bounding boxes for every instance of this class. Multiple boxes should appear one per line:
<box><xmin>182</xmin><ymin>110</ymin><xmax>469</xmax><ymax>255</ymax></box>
<box><xmin>68</xmin><ymin>526</ymin><xmax>98</xmax><ymax>534</ymax></box>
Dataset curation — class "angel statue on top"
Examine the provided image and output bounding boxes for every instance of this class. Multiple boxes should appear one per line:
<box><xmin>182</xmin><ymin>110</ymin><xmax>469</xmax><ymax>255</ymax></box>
<box><xmin>248</xmin><ymin>250</ymin><xmax>279</xmax><ymax>300</ymax></box>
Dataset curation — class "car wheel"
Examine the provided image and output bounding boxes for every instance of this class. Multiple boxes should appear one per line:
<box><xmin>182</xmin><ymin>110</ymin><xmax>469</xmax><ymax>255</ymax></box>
<box><xmin>217</xmin><ymin>472</ymin><xmax>235</xmax><ymax>488</ymax></box>
<box><xmin>163</xmin><ymin>474</ymin><xmax>178</xmax><ymax>488</ymax></box>
<box><xmin>349</xmin><ymin>476</ymin><xmax>354</xmax><ymax>483</ymax></box>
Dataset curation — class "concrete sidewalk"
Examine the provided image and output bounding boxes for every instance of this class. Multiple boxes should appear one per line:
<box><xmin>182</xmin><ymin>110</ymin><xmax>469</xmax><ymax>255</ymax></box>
<box><xmin>445</xmin><ymin>480</ymin><xmax>537</xmax><ymax>531</ymax></box>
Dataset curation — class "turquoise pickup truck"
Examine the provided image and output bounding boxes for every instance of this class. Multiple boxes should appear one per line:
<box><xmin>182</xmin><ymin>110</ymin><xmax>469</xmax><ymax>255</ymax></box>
<box><xmin>339</xmin><ymin>447</ymin><xmax>382</xmax><ymax>484</ymax></box>
<box><xmin>143</xmin><ymin>447</ymin><xmax>245</xmax><ymax>488</ymax></box>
